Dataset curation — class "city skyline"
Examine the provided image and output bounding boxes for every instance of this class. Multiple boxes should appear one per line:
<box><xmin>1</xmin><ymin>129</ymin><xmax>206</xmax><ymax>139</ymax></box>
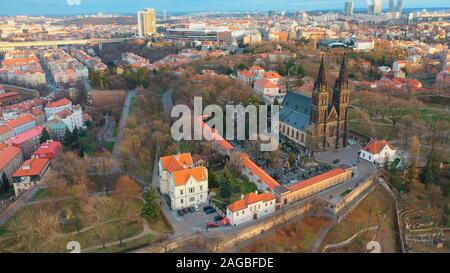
<box><xmin>1</xmin><ymin>0</ymin><xmax>450</xmax><ymax>15</ymax></box>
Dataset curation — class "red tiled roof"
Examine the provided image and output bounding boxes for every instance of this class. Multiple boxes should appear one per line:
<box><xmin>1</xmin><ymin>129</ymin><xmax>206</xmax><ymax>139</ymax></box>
<box><xmin>255</xmin><ymin>78</ymin><xmax>279</xmax><ymax>89</ymax></box>
<box><xmin>241</xmin><ymin>153</ymin><xmax>280</xmax><ymax>189</ymax></box>
<box><xmin>200</xmin><ymin>117</ymin><xmax>234</xmax><ymax>151</ymax></box>
<box><xmin>172</xmin><ymin>166</ymin><xmax>208</xmax><ymax>186</ymax></box>
<box><xmin>160</xmin><ymin>153</ymin><xmax>193</xmax><ymax>173</ymax></box>
<box><xmin>288</xmin><ymin>168</ymin><xmax>347</xmax><ymax>192</ymax></box>
<box><xmin>0</xmin><ymin>92</ymin><xmax>20</xmax><ymax>99</ymax></box>
<box><xmin>0</xmin><ymin>145</ymin><xmax>22</xmax><ymax>171</ymax></box>
<box><xmin>362</xmin><ymin>139</ymin><xmax>395</xmax><ymax>154</ymax></box>
<box><xmin>0</xmin><ymin>125</ymin><xmax>12</xmax><ymax>135</ymax></box>
<box><xmin>46</xmin><ymin>98</ymin><xmax>71</xmax><ymax>109</ymax></box>
<box><xmin>11</xmin><ymin>126</ymin><xmax>43</xmax><ymax>145</ymax></box>
<box><xmin>239</xmin><ymin>70</ymin><xmax>253</xmax><ymax>77</ymax></box>
<box><xmin>227</xmin><ymin>192</ymin><xmax>275</xmax><ymax>212</ymax></box>
<box><xmin>263</xmin><ymin>71</ymin><xmax>281</xmax><ymax>79</ymax></box>
<box><xmin>5</xmin><ymin>114</ymin><xmax>35</xmax><ymax>129</ymax></box>
<box><xmin>13</xmin><ymin>158</ymin><xmax>49</xmax><ymax>177</ymax></box>
<box><xmin>33</xmin><ymin>140</ymin><xmax>62</xmax><ymax>158</ymax></box>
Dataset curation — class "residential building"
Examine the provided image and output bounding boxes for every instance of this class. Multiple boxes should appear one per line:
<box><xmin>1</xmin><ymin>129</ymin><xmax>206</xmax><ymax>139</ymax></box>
<box><xmin>51</xmin><ymin>105</ymin><xmax>83</xmax><ymax>133</ymax></box>
<box><xmin>253</xmin><ymin>78</ymin><xmax>283</xmax><ymax>104</ymax></box>
<box><xmin>0</xmin><ymin>91</ymin><xmax>21</xmax><ymax>106</ymax></box>
<box><xmin>359</xmin><ymin>139</ymin><xmax>397</xmax><ymax>167</ymax></box>
<box><xmin>226</xmin><ymin>192</ymin><xmax>276</xmax><ymax>226</ymax></box>
<box><xmin>44</xmin><ymin>98</ymin><xmax>72</xmax><ymax>119</ymax></box>
<box><xmin>0</xmin><ymin>125</ymin><xmax>13</xmax><ymax>142</ymax></box>
<box><xmin>12</xmin><ymin>157</ymin><xmax>50</xmax><ymax>196</ymax></box>
<box><xmin>137</xmin><ymin>8</ymin><xmax>156</xmax><ymax>37</ymax></box>
<box><xmin>344</xmin><ymin>1</ymin><xmax>354</xmax><ymax>16</ymax></box>
<box><xmin>354</xmin><ymin>40</ymin><xmax>375</xmax><ymax>51</ymax></box>
<box><xmin>11</xmin><ymin>126</ymin><xmax>44</xmax><ymax>159</ymax></box>
<box><xmin>41</xmin><ymin>49</ymin><xmax>88</xmax><ymax>86</ymax></box>
<box><xmin>44</xmin><ymin>120</ymin><xmax>67</xmax><ymax>141</ymax></box>
<box><xmin>32</xmin><ymin>140</ymin><xmax>62</xmax><ymax>160</ymax></box>
<box><xmin>5</xmin><ymin>113</ymin><xmax>36</xmax><ymax>136</ymax></box>
<box><xmin>0</xmin><ymin>50</ymin><xmax>47</xmax><ymax>88</ymax></box>
<box><xmin>159</xmin><ymin>153</ymin><xmax>208</xmax><ymax>210</ymax></box>
<box><xmin>0</xmin><ymin>145</ymin><xmax>24</xmax><ymax>181</ymax></box>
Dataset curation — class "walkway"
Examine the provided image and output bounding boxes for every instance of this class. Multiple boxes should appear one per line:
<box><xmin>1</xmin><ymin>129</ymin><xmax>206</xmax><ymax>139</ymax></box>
<box><xmin>81</xmin><ymin>218</ymin><xmax>168</xmax><ymax>253</ymax></box>
<box><xmin>112</xmin><ymin>90</ymin><xmax>136</xmax><ymax>161</ymax></box>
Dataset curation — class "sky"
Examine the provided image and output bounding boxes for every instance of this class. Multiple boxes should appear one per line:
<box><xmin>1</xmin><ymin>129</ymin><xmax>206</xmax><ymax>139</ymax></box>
<box><xmin>1</xmin><ymin>0</ymin><xmax>450</xmax><ymax>15</ymax></box>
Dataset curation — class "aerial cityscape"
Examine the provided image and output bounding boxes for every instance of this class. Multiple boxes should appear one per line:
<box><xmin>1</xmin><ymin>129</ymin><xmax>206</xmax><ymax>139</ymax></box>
<box><xmin>0</xmin><ymin>0</ymin><xmax>450</xmax><ymax>259</ymax></box>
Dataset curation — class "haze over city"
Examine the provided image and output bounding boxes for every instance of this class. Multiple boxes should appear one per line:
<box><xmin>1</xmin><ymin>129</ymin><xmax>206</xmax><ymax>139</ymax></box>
<box><xmin>1</xmin><ymin>0</ymin><xmax>450</xmax><ymax>15</ymax></box>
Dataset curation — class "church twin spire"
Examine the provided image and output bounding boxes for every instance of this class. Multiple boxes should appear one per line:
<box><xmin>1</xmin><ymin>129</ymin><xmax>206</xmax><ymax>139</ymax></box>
<box><xmin>313</xmin><ymin>53</ymin><xmax>348</xmax><ymax>99</ymax></box>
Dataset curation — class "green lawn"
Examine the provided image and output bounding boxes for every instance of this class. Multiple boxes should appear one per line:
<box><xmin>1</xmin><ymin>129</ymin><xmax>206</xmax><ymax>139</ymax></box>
<box><xmin>211</xmin><ymin>170</ymin><xmax>257</xmax><ymax>210</ymax></box>
<box><xmin>92</xmin><ymin>233</ymin><xmax>163</xmax><ymax>253</ymax></box>
<box><xmin>104</xmin><ymin>141</ymin><xmax>115</xmax><ymax>152</ymax></box>
<box><xmin>179</xmin><ymin>140</ymin><xmax>197</xmax><ymax>153</ymax></box>
<box><xmin>113</xmin><ymin>126</ymin><xmax>119</xmax><ymax>137</ymax></box>
<box><xmin>79</xmin><ymin>134</ymin><xmax>96</xmax><ymax>155</ymax></box>
<box><xmin>349</xmin><ymin>120</ymin><xmax>396</xmax><ymax>141</ymax></box>
<box><xmin>129</xmin><ymin>97</ymin><xmax>137</xmax><ymax>116</ymax></box>
<box><xmin>30</xmin><ymin>188</ymin><xmax>49</xmax><ymax>202</ymax></box>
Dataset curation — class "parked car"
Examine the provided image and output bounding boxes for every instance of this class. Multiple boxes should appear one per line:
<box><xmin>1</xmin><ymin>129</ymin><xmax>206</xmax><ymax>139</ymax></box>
<box><xmin>183</xmin><ymin>208</ymin><xmax>189</xmax><ymax>214</ymax></box>
<box><xmin>205</xmin><ymin>208</ymin><xmax>216</xmax><ymax>214</ymax></box>
<box><xmin>177</xmin><ymin>210</ymin><xmax>185</xmax><ymax>217</ymax></box>
<box><xmin>348</xmin><ymin>140</ymin><xmax>355</xmax><ymax>146</ymax></box>
<box><xmin>188</xmin><ymin>206</ymin><xmax>195</xmax><ymax>213</ymax></box>
<box><xmin>214</xmin><ymin>215</ymin><xmax>224</xmax><ymax>221</ymax></box>
<box><xmin>193</xmin><ymin>204</ymin><xmax>199</xmax><ymax>211</ymax></box>
<box><xmin>332</xmin><ymin>159</ymin><xmax>340</xmax><ymax>164</ymax></box>
<box><xmin>203</xmin><ymin>205</ymin><xmax>213</xmax><ymax>212</ymax></box>
<box><xmin>207</xmin><ymin>222</ymin><xmax>220</xmax><ymax>228</ymax></box>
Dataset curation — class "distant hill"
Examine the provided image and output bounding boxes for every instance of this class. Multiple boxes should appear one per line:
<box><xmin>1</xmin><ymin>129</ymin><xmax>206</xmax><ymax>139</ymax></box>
<box><xmin>67</xmin><ymin>16</ymin><xmax>136</xmax><ymax>26</ymax></box>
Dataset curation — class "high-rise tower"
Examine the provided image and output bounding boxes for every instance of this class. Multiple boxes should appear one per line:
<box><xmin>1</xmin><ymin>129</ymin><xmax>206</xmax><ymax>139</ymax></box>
<box><xmin>137</xmin><ymin>8</ymin><xmax>156</xmax><ymax>37</ymax></box>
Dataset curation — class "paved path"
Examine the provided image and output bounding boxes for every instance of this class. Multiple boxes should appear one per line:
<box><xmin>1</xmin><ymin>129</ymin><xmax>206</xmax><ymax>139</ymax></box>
<box><xmin>0</xmin><ymin>184</ymin><xmax>46</xmax><ymax>226</ymax></box>
<box><xmin>81</xmin><ymin>218</ymin><xmax>168</xmax><ymax>253</ymax></box>
<box><xmin>310</xmin><ymin>219</ymin><xmax>337</xmax><ymax>253</ymax></box>
<box><xmin>161</xmin><ymin>90</ymin><xmax>173</xmax><ymax>118</ymax></box>
<box><xmin>112</xmin><ymin>90</ymin><xmax>136</xmax><ymax>160</ymax></box>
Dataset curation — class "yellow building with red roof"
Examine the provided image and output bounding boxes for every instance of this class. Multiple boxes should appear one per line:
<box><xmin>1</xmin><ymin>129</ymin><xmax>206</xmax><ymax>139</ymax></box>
<box><xmin>159</xmin><ymin>153</ymin><xmax>208</xmax><ymax>210</ymax></box>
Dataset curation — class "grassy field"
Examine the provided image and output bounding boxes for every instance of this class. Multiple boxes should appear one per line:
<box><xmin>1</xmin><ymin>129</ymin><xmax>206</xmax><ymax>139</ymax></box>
<box><xmin>103</xmin><ymin>141</ymin><xmax>115</xmax><ymax>152</ymax></box>
<box><xmin>211</xmin><ymin>170</ymin><xmax>257</xmax><ymax>210</ymax></box>
<box><xmin>78</xmin><ymin>134</ymin><xmax>97</xmax><ymax>155</ymax></box>
<box><xmin>320</xmin><ymin>186</ymin><xmax>399</xmax><ymax>253</ymax></box>
<box><xmin>30</xmin><ymin>188</ymin><xmax>49</xmax><ymax>202</ymax></box>
<box><xmin>0</xmin><ymin>196</ymin><xmax>151</xmax><ymax>253</ymax></box>
<box><xmin>349</xmin><ymin>120</ymin><xmax>396</xmax><ymax>141</ymax></box>
<box><xmin>241</xmin><ymin>217</ymin><xmax>330</xmax><ymax>253</ymax></box>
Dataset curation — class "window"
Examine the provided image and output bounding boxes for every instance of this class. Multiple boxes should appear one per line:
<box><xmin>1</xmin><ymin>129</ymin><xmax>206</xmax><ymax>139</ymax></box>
<box><xmin>237</xmin><ymin>212</ymin><xmax>239</xmax><ymax>216</ymax></box>
<box><xmin>189</xmin><ymin>187</ymin><xmax>195</xmax><ymax>193</ymax></box>
<box><xmin>200</xmin><ymin>194</ymin><xmax>202</xmax><ymax>200</ymax></box>
<box><xmin>200</xmin><ymin>185</ymin><xmax>203</xmax><ymax>191</ymax></box>
<box><xmin>180</xmin><ymin>199</ymin><xmax>184</xmax><ymax>204</ymax></box>
<box><xmin>189</xmin><ymin>197</ymin><xmax>195</xmax><ymax>202</ymax></box>
<box><xmin>180</xmin><ymin>190</ymin><xmax>184</xmax><ymax>195</ymax></box>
